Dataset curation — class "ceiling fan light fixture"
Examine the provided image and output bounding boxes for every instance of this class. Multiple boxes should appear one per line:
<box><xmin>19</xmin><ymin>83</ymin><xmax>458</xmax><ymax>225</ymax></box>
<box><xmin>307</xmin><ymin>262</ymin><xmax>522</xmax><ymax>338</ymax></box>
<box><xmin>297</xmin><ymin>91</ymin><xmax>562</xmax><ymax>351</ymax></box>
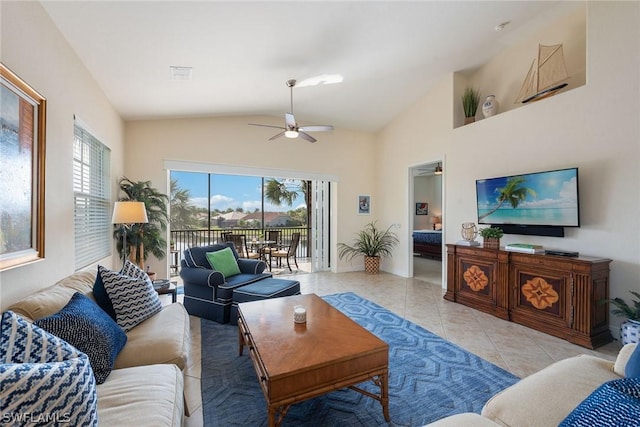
<box><xmin>285</xmin><ymin>130</ymin><xmax>299</xmax><ymax>138</ymax></box>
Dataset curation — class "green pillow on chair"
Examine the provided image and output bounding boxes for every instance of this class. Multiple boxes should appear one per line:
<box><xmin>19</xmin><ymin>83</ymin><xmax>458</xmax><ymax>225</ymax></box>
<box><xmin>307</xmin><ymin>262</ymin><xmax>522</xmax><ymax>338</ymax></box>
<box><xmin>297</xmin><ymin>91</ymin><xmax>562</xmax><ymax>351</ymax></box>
<box><xmin>206</xmin><ymin>247</ymin><xmax>241</xmax><ymax>278</ymax></box>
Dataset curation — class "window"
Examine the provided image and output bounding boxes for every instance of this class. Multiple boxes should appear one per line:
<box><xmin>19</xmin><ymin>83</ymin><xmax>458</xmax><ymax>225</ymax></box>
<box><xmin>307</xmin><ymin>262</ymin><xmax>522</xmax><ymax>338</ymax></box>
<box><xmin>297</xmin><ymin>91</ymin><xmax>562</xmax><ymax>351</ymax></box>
<box><xmin>73</xmin><ymin>120</ymin><xmax>111</xmax><ymax>269</ymax></box>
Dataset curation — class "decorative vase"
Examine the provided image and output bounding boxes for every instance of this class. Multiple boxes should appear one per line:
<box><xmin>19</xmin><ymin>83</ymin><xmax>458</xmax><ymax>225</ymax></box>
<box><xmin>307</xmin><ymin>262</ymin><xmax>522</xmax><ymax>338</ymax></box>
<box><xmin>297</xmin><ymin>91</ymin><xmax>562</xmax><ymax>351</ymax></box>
<box><xmin>461</xmin><ymin>222</ymin><xmax>478</xmax><ymax>242</ymax></box>
<box><xmin>621</xmin><ymin>319</ymin><xmax>640</xmax><ymax>345</ymax></box>
<box><xmin>483</xmin><ymin>237</ymin><xmax>500</xmax><ymax>250</ymax></box>
<box><xmin>464</xmin><ymin>116</ymin><xmax>475</xmax><ymax>125</ymax></box>
<box><xmin>482</xmin><ymin>95</ymin><xmax>499</xmax><ymax>118</ymax></box>
<box><xmin>364</xmin><ymin>256</ymin><xmax>380</xmax><ymax>274</ymax></box>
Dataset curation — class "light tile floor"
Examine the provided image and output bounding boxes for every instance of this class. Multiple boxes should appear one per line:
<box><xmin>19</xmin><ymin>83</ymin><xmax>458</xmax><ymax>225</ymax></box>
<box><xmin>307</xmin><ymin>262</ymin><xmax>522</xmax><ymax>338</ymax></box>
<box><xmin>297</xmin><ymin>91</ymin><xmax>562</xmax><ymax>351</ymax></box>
<box><xmin>168</xmin><ymin>256</ymin><xmax>622</xmax><ymax>426</ymax></box>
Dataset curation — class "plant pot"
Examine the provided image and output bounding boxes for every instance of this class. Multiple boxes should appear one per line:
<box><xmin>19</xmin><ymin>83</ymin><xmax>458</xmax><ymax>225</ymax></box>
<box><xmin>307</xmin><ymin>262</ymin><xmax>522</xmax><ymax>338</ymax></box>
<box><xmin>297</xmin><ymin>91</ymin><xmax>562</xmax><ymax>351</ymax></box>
<box><xmin>483</xmin><ymin>237</ymin><xmax>500</xmax><ymax>249</ymax></box>
<box><xmin>364</xmin><ymin>256</ymin><xmax>380</xmax><ymax>274</ymax></box>
<box><xmin>147</xmin><ymin>272</ymin><xmax>157</xmax><ymax>281</ymax></box>
<box><xmin>621</xmin><ymin>319</ymin><xmax>640</xmax><ymax>345</ymax></box>
<box><xmin>464</xmin><ymin>116</ymin><xmax>475</xmax><ymax>125</ymax></box>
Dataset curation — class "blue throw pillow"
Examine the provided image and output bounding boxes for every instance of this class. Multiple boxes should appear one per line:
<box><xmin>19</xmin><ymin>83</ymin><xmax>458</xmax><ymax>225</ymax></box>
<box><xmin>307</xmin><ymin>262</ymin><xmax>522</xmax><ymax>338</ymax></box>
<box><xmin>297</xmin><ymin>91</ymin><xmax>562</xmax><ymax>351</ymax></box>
<box><xmin>92</xmin><ymin>271</ymin><xmax>117</xmax><ymax>320</ymax></box>
<box><xmin>34</xmin><ymin>292</ymin><xmax>127</xmax><ymax>384</ymax></box>
<box><xmin>559</xmin><ymin>378</ymin><xmax>640</xmax><ymax>426</ymax></box>
<box><xmin>626</xmin><ymin>343</ymin><xmax>640</xmax><ymax>378</ymax></box>
<box><xmin>1</xmin><ymin>310</ymin><xmax>98</xmax><ymax>425</ymax></box>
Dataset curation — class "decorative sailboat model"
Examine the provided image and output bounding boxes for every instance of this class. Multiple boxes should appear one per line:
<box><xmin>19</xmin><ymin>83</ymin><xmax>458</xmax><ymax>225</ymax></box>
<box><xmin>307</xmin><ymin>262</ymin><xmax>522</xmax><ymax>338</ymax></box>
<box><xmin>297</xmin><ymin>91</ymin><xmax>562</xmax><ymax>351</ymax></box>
<box><xmin>515</xmin><ymin>44</ymin><xmax>569</xmax><ymax>104</ymax></box>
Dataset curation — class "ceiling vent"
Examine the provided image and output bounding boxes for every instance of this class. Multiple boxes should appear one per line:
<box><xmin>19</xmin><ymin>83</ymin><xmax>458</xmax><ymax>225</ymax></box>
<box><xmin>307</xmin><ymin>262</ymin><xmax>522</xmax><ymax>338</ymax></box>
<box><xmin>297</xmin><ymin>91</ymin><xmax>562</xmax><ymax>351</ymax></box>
<box><xmin>169</xmin><ymin>66</ymin><xmax>193</xmax><ymax>81</ymax></box>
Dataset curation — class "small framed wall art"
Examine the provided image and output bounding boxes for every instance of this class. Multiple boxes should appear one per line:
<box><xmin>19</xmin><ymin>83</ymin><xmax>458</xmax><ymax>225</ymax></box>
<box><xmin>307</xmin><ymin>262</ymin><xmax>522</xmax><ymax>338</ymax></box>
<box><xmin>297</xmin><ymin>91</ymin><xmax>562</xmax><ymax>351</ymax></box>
<box><xmin>358</xmin><ymin>195</ymin><xmax>371</xmax><ymax>215</ymax></box>
<box><xmin>416</xmin><ymin>203</ymin><xmax>429</xmax><ymax>215</ymax></box>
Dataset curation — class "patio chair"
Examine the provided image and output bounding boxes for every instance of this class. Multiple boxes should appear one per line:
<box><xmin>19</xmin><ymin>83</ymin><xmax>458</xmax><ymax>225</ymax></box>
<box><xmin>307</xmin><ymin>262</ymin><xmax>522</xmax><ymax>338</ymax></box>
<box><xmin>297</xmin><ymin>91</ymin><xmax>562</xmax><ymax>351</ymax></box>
<box><xmin>259</xmin><ymin>230</ymin><xmax>281</xmax><ymax>266</ymax></box>
<box><xmin>270</xmin><ymin>232</ymin><xmax>300</xmax><ymax>272</ymax></box>
<box><xmin>225</xmin><ymin>234</ymin><xmax>260</xmax><ymax>260</ymax></box>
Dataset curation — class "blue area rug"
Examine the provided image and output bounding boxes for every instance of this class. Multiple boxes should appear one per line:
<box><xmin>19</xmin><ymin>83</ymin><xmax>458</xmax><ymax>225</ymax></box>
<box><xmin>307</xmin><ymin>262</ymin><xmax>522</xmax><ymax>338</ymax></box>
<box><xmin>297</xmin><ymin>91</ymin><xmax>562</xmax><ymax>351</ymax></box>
<box><xmin>200</xmin><ymin>292</ymin><xmax>519</xmax><ymax>426</ymax></box>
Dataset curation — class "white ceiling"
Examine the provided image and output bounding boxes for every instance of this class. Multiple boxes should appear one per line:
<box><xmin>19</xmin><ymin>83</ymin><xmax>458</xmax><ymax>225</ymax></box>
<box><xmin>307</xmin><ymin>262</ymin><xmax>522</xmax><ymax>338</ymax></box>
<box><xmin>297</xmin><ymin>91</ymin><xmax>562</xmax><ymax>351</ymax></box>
<box><xmin>40</xmin><ymin>1</ymin><xmax>575</xmax><ymax>132</ymax></box>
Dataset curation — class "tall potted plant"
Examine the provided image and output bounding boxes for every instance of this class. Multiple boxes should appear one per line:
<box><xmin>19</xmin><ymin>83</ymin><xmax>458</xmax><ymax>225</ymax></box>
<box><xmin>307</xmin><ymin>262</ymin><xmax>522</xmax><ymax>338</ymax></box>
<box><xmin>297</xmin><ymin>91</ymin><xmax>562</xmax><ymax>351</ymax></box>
<box><xmin>461</xmin><ymin>87</ymin><xmax>481</xmax><ymax>125</ymax></box>
<box><xmin>114</xmin><ymin>177</ymin><xmax>169</xmax><ymax>269</ymax></box>
<box><xmin>338</xmin><ymin>222</ymin><xmax>399</xmax><ymax>274</ymax></box>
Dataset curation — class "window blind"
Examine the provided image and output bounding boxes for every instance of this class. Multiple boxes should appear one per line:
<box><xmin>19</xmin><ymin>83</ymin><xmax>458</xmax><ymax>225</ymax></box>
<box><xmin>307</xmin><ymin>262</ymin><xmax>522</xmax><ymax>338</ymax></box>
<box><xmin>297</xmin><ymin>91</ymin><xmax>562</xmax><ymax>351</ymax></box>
<box><xmin>73</xmin><ymin>122</ymin><xmax>111</xmax><ymax>270</ymax></box>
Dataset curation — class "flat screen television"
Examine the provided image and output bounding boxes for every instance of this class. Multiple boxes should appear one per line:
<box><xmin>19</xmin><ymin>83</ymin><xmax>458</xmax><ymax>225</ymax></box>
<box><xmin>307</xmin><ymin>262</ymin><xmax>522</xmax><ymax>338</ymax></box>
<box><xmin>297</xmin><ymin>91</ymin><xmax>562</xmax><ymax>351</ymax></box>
<box><xmin>476</xmin><ymin>167</ymin><xmax>579</xmax><ymax>237</ymax></box>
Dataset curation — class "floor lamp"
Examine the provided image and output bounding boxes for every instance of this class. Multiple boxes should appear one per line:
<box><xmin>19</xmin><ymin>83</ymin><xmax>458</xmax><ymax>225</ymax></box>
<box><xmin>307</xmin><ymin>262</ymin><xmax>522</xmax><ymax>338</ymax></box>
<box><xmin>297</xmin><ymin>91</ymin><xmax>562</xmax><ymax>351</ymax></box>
<box><xmin>112</xmin><ymin>201</ymin><xmax>149</xmax><ymax>268</ymax></box>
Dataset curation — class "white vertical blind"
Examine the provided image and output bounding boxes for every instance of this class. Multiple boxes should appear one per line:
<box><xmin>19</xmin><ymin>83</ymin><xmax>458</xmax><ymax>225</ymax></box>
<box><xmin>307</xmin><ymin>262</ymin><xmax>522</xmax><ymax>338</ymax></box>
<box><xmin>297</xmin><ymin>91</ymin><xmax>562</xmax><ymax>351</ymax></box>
<box><xmin>311</xmin><ymin>180</ymin><xmax>331</xmax><ymax>272</ymax></box>
<box><xmin>73</xmin><ymin>121</ymin><xmax>111</xmax><ymax>270</ymax></box>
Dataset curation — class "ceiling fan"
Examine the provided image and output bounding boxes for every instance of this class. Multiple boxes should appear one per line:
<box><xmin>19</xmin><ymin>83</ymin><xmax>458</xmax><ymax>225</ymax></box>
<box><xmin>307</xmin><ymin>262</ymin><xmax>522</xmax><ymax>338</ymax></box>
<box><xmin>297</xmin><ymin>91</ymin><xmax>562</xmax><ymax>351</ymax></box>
<box><xmin>249</xmin><ymin>79</ymin><xmax>334</xmax><ymax>143</ymax></box>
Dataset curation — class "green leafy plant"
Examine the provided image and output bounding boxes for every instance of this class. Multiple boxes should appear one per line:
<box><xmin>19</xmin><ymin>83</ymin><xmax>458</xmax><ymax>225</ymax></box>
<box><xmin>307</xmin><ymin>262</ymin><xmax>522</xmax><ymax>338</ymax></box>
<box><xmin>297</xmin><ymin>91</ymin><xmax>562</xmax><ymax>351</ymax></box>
<box><xmin>114</xmin><ymin>177</ymin><xmax>169</xmax><ymax>268</ymax></box>
<box><xmin>479</xmin><ymin>227</ymin><xmax>504</xmax><ymax>239</ymax></box>
<box><xmin>337</xmin><ymin>222</ymin><xmax>399</xmax><ymax>261</ymax></box>
<box><xmin>461</xmin><ymin>87</ymin><xmax>481</xmax><ymax>118</ymax></box>
<box><xmin>607</xmin><ymin>291</ymin><xmax>640</xmax><ymax>322</ymax></box>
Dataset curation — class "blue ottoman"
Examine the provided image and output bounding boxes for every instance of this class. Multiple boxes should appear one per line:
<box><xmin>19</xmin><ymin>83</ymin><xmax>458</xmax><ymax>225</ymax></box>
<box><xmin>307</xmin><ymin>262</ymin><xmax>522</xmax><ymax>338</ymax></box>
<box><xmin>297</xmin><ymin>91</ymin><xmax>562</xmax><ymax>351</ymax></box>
<box><xmin>230</xmin><ymin>278</ymin><xmax>301</xmax><ymax>325</ymax></box>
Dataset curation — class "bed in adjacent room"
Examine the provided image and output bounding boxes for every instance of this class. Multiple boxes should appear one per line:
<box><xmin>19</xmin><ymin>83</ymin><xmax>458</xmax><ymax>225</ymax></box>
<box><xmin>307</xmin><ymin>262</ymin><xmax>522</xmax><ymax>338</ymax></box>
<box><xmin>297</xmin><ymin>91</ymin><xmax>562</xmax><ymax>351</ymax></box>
<box><xmin>412</xmin><ymin>229</ymin><xmax>442</xmax><ymax>260</ymax></box>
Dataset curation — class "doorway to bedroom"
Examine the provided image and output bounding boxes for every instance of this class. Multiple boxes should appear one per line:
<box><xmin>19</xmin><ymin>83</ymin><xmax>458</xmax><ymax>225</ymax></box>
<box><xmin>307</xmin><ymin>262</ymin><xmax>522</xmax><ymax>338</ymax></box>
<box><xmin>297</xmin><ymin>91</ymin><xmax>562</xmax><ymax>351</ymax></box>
<box><xmin>410</xmin><ymin>161</ymin><xmax>444</xmax><ymax>287</ymax></box>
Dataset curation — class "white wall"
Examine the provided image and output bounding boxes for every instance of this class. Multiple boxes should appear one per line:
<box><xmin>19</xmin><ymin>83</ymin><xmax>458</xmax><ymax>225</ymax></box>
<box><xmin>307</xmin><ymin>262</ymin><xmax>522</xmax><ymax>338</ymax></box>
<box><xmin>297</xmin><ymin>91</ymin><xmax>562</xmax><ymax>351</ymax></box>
<box><xmin>461</xmin><ymin>3</ymin><xmax>587</xmax><ymax>120</ymax></box>
<box><xmin>376</xmin><ymin>2</ymin><xmax>640</xmax><ymax>336</ymax></box>
<box><xmin>414</xmin><ymin>175</ymin><xmax>442</xmax><ymax>230</ymax></box>
<box><xmin>123</xmin><ymin>116</ymin><xmax>376</xmax><ymax>275</ymax></box>
<box><xmin>0</xmin><ymin>1</ymin><xmax>125</xmax><ymax>309</ymax></box>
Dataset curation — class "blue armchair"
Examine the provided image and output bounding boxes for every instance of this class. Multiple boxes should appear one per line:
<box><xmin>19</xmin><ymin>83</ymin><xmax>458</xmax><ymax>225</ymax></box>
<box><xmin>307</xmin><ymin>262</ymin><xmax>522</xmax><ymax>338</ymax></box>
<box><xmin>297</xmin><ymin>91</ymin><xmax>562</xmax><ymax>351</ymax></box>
<box><xmin>180</xmin><ymin>242</ymin><xmax>271</xmax><ymax>323</ymax></box>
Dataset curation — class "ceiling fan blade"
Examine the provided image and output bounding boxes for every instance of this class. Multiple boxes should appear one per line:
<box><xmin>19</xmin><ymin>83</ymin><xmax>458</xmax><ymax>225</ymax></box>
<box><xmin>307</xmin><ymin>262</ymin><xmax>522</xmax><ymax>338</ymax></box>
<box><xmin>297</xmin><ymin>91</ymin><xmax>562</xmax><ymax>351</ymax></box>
<box><xmin>298</xmin><ymin>125</ymin><xmax>334</xmax><ymax>132</ymax></box>
<box><xmin>268</xmin><ymin>131</ymin><xmax>286</xmax><ymax>141</ymax></box>
<box><xmin>285</xmin><ymin>112</ymin><xmax>296</xmax><ymax>128</ymax></box>
<box><xmin>298</xmin><ymin>131</ymin><xmax>317</xmax><ymax>143</ymax></box>
<box><xmin>248</xmin><ymin>123</ymin><xmax>286</xmax><ymax>130</ymax></box>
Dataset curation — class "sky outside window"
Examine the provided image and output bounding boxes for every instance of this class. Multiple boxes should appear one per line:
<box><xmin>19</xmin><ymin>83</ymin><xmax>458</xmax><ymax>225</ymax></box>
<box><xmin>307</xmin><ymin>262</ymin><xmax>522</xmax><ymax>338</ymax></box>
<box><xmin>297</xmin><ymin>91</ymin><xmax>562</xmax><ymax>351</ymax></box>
<box><xmin>171</xmin><ymin>171</ymin><xmax>305</xmax><ymax>213</ymax></box>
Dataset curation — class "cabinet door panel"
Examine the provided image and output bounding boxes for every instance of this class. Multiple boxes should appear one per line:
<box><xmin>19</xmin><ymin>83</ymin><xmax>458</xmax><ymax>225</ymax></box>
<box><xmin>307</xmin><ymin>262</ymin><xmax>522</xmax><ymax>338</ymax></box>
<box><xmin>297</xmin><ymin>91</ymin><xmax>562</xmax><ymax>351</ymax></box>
<box><xmin>457</xmin><ymin>258</ymin><xmax>494</xmax><ymax>298</ymax></box>
<box><xmin>453</xmin><ymin>256</ymin><xmax>501</xmax><ymax>317</ymax></box>
<box><xmin>510</xmin><ymin>264</ymin><xmax>571</xmax><ymax>329</ymax></box>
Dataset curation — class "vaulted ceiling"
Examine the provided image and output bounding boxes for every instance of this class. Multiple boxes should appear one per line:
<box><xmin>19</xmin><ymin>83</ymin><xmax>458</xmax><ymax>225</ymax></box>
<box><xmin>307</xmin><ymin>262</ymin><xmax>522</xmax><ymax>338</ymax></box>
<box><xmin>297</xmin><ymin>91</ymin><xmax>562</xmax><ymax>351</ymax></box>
<box><xmin>41</xmin><ymin>1</ymin><xmax>574</xmax><ymax>131</ymax></box>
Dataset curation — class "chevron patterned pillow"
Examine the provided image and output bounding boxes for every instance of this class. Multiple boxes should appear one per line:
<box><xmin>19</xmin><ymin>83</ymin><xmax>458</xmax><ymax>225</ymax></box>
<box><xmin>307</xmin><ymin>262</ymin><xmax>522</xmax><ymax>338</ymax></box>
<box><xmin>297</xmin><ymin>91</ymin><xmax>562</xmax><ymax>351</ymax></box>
<box><xmin>98</xmin><ymin>264</ymin><xmax>163</xmax><ymax>332</ymax></box>
<box><xmin>121</xmin><ymin>259</ymin><xmax>154</xmax><ymax>285</ymax></box>
<box><xmin>0</xmin><ymin>311</ymin><xmax>98</xmax><ymax>426</ymax></box>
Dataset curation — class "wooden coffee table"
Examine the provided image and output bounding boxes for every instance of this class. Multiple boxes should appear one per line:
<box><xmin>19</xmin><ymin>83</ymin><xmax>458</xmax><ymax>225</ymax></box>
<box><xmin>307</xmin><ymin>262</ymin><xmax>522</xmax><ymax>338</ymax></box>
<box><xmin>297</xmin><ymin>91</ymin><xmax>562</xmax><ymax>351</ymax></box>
<box><xmin>238</xmin><ymin>293</ymin><xmax>390</xmax><ymax>427</ymax></box>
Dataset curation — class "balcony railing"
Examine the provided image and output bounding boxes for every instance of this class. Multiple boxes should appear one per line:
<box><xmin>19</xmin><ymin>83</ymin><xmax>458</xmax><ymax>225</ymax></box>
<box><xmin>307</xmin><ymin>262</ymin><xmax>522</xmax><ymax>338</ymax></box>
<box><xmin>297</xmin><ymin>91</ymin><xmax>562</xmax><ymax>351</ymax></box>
<box><xmin>170</xmin><ymin>227</ymin><xmax>310</xmax><ymax>271</ymax></box>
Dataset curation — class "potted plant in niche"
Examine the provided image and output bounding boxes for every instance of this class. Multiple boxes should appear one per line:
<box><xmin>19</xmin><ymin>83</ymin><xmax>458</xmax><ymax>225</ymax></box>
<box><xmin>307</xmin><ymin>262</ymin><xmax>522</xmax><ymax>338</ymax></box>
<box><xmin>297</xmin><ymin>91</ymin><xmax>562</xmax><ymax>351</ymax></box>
<box><xmin>461</xmin><ymin>87</ymin><xmax>481</xmax><ymax>125</ymax></box>
<box><xmin>607</xmin><ymin>291</ymin><xmax>640</xmax><ymax>345</ymax></box>
<box><xmin>338</xmin><ymin>222</ymin><xmax>399</xmax><ymax>274</ymax></box>
<box><xmin>113</xmin><ymin>177</ymin><xmax>169</xmax><ymax>272</ymax></box>
<box><xmin>479</xmin><ymin>226</ymin><xmax>503</xmax><ymax>249</ymax></box>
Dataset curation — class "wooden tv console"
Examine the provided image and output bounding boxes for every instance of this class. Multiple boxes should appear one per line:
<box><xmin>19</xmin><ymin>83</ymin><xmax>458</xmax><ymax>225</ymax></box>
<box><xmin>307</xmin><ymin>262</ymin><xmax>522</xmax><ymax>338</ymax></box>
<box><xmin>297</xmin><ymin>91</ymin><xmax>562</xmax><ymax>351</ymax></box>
<box><xmin>445</xmin><ymin>244</ymin><xmax>613</xmax><ymax>349</ymax></box>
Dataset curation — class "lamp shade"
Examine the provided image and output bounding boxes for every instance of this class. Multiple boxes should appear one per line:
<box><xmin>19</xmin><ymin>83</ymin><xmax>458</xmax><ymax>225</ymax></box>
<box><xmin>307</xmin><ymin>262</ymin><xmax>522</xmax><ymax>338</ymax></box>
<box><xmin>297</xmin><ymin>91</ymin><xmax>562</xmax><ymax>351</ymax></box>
<box><xmin>112</xmin><ymin>201</ymin><xmax>148</xmax><ymax>224</ymax></box>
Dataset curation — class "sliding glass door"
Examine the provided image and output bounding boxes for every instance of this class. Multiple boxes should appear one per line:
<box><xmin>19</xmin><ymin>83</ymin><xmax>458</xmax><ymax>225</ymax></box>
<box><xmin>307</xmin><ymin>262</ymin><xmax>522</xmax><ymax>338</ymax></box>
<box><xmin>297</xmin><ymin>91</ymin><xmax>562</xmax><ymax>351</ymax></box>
<box><xmin>168</xmin><ymin>168</ymin><xmax>331</xmax><ymax>273</ymax></box>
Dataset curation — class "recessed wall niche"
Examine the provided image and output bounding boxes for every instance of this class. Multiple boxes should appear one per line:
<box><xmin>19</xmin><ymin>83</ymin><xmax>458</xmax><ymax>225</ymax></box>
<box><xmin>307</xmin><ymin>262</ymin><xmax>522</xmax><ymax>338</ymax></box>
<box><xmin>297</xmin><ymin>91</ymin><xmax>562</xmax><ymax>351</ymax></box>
<box><xmin>453</xmin><ymin>2</ymin><xmax>586</xmax><ymax>129</ymax></box>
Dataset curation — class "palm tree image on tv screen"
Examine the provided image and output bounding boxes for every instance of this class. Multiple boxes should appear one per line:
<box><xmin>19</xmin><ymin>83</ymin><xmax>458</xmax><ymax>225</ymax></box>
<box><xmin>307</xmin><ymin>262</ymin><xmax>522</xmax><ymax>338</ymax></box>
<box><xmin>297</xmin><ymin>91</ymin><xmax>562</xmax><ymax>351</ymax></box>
<box><xmin>476</xmin><ymin>168</ymin><xmax>579</xmax><ymax>227</ymax></box>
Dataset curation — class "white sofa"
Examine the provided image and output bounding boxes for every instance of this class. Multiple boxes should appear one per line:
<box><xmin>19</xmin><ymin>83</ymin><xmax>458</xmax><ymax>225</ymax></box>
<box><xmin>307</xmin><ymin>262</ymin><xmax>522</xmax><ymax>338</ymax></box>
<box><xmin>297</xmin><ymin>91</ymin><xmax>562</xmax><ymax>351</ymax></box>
<box><xmin>427</xmin><ymin>344</ymin><xmax>636</xmax><ymax>426</ymax></box>
<box><xmin>6</xmin><ymin>271</ymin><xmax>191</xmax><ymax>427</ymax></box>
